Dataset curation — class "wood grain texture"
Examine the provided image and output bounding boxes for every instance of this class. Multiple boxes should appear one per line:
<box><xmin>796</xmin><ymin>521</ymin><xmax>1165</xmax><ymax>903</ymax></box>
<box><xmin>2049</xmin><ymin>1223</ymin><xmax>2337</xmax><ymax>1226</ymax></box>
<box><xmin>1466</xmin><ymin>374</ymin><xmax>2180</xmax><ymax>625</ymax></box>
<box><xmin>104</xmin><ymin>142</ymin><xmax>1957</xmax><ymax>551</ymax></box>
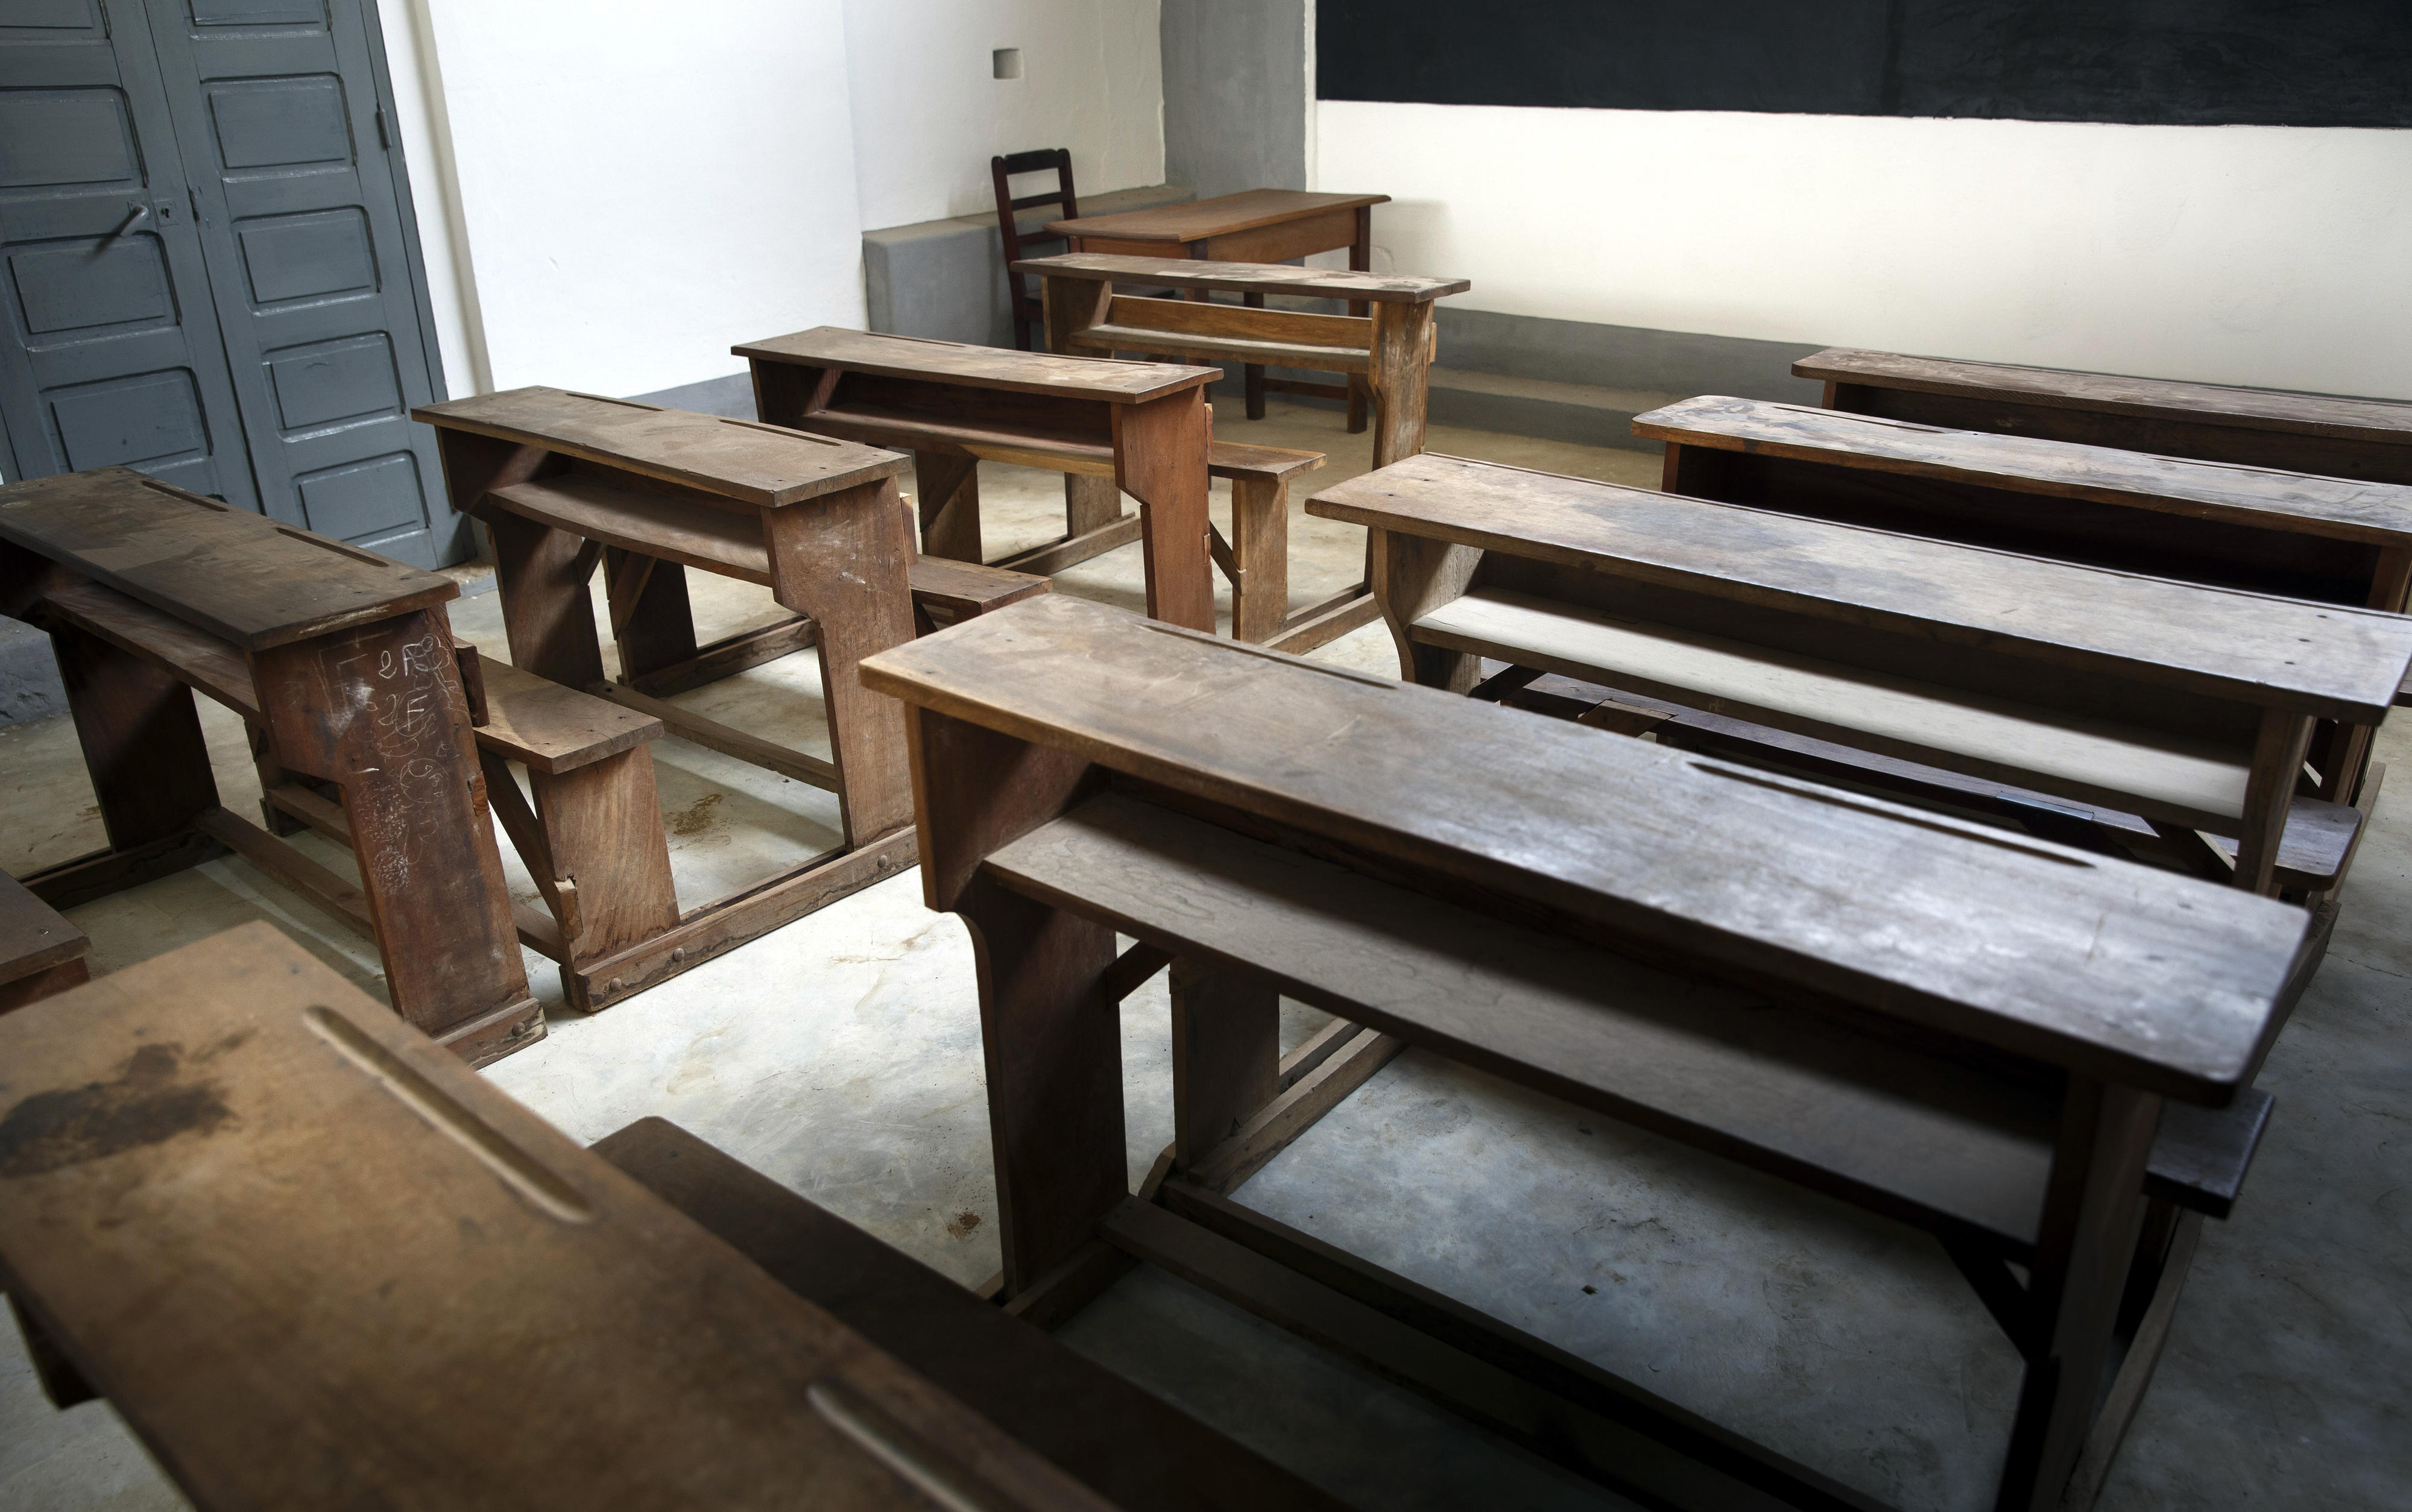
<box><xmin>1309</xmin><ymin>453</ymin><xmax>2412</xmax><ymax>722</ymax></box>
<box><xmin>0</xmin><ymin>925</ymin><xmax>1120</xmax><ymax>1512</ymax></box>
<box><xmin>1796</xmin><ymin>348</ymin><xmax>2412</xmax><ymax>444</ymax></box>
<box><xmin>475</xmin><ymin>655</ymin><xmax>661</xmax><ymax>774</ymax></box>
<box><xmin>735</xmin><ymin>327</ymin><xmax>1216</xmax><ymax>405</ymax></box>
<box><xmin>416</xmin><ymin>388</ymin><xmax>904</xmax><ymax>507</ymax></box>
<box><xmin>1046</xmin><ymin>190</ymin><xmax>1389</xmax><ymax>245</ymax></box>
<box><xmin>0</xmin><ymin>468</ymin><xmax>455</xmax><ymax>651</ymax></box>
<box><xmin>859</xmin><ymin>595</ymin><xmax>2302</xmax><ymax>1100</ymax></box>
<box><xmin>1015</xmin><ymin>253</ymin><xmax>1466</xmax><ymax>303</ymax></box>
<box><xmin>1634</xmin><ymin>395</ymin><xmax>2412</xmax><ymax>547</ymax></box>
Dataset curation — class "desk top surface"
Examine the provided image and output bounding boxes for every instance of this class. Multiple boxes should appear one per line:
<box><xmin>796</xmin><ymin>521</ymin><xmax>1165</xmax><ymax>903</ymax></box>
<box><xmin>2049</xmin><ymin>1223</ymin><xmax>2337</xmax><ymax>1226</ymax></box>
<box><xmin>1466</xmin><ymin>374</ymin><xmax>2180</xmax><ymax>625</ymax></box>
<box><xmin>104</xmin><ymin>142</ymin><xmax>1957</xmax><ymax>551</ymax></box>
<box><xmin>1796</xmin><ymin>348</ymin><xmax>2412</xmax><ymax>445</ymax></box>
<box><xmin>1310</xmin><ymin>453</ymin><xmax>2412</xmax><ymax>723</ymax></box>
<box><xmin>860</xmin><ymin>594</ymin><xmax>2302</xmax><ymax>1103</ymax></box>
<box><xmin>1635</xmin><ymin>395</ymin><xmax>2412</xmax><ymax>547</ymax></box>
<box><xmin>0</xmin><ymin>923</ymin><xmax>1113</xmax><ymax>1511</ymax></box>
<box><xmin>0</xmin><ymin>468</ymin><xmax>455</xmax><ymax>651</ymax></box>
<box><xmin>414</xmin><ymin>388</ymin><xmax>906</xmax><ymax>507</ymax></box>
<box><xmin>737</xmin><ymin>326</ymin><xmax>1217</xmax><ymax>404</ymax></box>
<box><xmin>1047</xmin><ymin>189</ymin><xmax>1388</xmax><ymax>244</ymax></box>
<box><xmin>1013</xmin><ymin>253</ymin><xmax>1468</xmax><ymax>304</ymax></box>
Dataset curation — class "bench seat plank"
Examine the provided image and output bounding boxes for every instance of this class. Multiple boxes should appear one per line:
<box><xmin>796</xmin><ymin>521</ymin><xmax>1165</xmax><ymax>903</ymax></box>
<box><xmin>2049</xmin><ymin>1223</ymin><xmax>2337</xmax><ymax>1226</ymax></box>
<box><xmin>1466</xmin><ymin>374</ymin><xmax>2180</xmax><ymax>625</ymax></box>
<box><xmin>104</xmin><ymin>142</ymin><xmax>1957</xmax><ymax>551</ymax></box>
<box><xmin>0</xmin><ymin>468</ymin><xmax>456</xmax><ymax>651</ymax></box>
<box><xmin>1633</xmin><ymin>395</ymin><xmax>2412</xmax><ymax>547</ymax></box>
<box><xmin>0</xmin><ymin>923</ymin><xmax>1110</xmax><ymax>1511</ymax></box>
<box><xmin>476</xmin><ymin>655</ymin><xmax>663</xmax><ymax>774</ymax></box>
<box><xmin>1309</xmin><ymin>453</ymin><xmax>2412</xmax><ymax>723</ymax></box>
<box><xmin>860</xmin><ymin>595</ymin><xmax>2305</xmax><ymax>1101</ymax></box>
<box><xmin>1795</xmin><ymin>348</ymin><xmax>2412</xmax><ymax>446</ymax></box>
<box><xmin>1420</xmin><ymin>587</ymin><xmax>2253</xmax><ymax>828</ymax></box>
<box><xmin>414</xmin><ymin>388</ymin><xmax>904</xmax><ymax>508</ymax></box>
<box><xmin>1012</xmin><ymin>253</ymin><xmax>1470</xmax><ymax>304</ymax></box>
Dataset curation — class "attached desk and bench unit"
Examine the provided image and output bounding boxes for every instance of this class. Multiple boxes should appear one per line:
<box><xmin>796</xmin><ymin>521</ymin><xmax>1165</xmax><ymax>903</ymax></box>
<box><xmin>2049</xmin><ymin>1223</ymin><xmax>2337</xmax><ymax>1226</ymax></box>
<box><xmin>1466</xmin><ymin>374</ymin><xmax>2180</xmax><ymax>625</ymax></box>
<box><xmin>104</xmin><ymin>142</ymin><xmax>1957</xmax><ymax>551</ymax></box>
<box><xmin>1045</xmin><ymin>189</ymin><xmax>1390</xmax><ymax>429</ymax></box>
<box><xmin>0</xmin><ymin>467</ymin><xmax>544</xmax><ymax>1063</ymax></box>
<box><xmin>1635</xmin><ymin>395</ymin><xmax>2412</xmax><ymax>807</ymax></box>
<box><xmin>1312</xmin><ymin>455</ymin><xmax>2412</xmax><ymax>908</ymax></box>
<box><xmin>412</xmin><ymin>388</ymin><xmax>1047</xmax><ymax>1011</ymax></box>
<box><xmin>860</xmin><ymin>592</ymin><xmax>2303</xmax><ymax>1512</ymax></box>
<box><xmin>0</xmin><ymin>923</ymin><xmax>1343</xmax><ymax>1512</ymax></box>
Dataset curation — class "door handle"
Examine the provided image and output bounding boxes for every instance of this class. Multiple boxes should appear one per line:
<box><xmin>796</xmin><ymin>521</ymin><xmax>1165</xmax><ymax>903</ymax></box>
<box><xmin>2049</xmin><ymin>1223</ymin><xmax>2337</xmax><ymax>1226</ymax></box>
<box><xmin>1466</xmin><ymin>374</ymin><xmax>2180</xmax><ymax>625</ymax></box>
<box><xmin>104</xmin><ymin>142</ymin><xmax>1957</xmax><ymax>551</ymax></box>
<box><xmin>106</xmin><ymin>200</ymin><xmax>150</xmax><ymax>241</ymax></box>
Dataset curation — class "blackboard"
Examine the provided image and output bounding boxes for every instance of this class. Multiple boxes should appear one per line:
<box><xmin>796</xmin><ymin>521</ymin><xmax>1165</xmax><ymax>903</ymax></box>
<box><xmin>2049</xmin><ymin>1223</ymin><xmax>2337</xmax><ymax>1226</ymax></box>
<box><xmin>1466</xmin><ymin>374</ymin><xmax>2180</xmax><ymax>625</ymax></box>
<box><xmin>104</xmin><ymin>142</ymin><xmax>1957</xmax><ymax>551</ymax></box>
<box><xmin>1317</xmin><ymin>1</ymin><xmax>2412</xmax><ymax>129</ymax></box>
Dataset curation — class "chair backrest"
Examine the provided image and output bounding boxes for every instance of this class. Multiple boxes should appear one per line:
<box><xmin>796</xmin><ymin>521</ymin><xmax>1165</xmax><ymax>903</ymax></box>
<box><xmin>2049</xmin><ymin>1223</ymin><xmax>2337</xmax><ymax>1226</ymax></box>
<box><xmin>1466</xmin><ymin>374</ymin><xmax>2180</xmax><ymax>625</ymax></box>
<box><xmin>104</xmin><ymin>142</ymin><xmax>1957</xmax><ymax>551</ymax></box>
<box><xmin>991</xmin><ymin>148</ymin><xmax>1078</xmax><ymax>348</ymax></box>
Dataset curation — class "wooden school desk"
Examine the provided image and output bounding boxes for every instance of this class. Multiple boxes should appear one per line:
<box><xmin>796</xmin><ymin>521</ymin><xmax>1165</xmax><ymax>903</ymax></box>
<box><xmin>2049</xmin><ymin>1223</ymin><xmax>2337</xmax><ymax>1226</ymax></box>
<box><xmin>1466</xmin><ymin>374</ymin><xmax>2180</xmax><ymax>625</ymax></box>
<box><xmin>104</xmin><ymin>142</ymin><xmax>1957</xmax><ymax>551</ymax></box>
<box><xmin>737</xmin><ymin>327</ymin><xmax>1228</xmax><ymax>632</ymax></box>
<box><xmin>0</xmin><ymin>922</ymin><xmax>1340</xmax><ymax>1511</ymax></box>
<box><xmin>0</xmin><ymin>467</ymin><xmax>541</xmax><ymax>1063</ymax></box>
<box><xmin>414</xmin><ymin>389</ymin><xmax>939</xmax><ymax>1007</ymax></box>
<box><xmin>1014</xmin><ymin>254</ymin><xmax>1468</xmax><ymax>653</ymax></box>
<box><xmin>859</xmin><ymin>592</ymin><xmax>2302</xmax><ymax>1512</ymax></box>
<box><xmin>1635</xmin><ymin>395</ymin><xmax>2412</xmax><ymax>806</ymax></box>
<box><xmin>1310</xmin><ymin>453</ymin><xmax>2412</xmax><ymax>901</ymax></box>
<box><xmin>1796</xmin><ymin>347</ymin><xmax>2412</xmax><ymax>487</ymax></box>
<box><xmin>1048</xmin><ymin>189</ymin><xmax>1391</xmax><ymax>429</ymax></box>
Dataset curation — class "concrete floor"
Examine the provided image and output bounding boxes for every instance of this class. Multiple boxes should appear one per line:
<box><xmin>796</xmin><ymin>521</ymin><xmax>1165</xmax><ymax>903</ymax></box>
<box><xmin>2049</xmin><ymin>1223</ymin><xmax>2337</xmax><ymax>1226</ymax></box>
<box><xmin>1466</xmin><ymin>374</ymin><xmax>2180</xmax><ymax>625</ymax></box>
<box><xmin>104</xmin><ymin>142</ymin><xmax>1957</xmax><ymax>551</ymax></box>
<box><xmin>2</xmin><ymin>398</ymin><xmax>2407</xmax><ymax>1510</ymax></box>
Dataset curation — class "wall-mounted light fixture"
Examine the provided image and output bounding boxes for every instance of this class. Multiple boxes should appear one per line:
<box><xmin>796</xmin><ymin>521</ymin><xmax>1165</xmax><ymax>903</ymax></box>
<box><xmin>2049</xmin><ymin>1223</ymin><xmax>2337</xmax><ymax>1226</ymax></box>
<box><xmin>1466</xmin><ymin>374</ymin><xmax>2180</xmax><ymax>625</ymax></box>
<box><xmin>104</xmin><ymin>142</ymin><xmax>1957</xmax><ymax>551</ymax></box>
<box><xmin>993</xmin><ymin>48</ymin><xmax>1022</xmax><ymax>80</ymax></box>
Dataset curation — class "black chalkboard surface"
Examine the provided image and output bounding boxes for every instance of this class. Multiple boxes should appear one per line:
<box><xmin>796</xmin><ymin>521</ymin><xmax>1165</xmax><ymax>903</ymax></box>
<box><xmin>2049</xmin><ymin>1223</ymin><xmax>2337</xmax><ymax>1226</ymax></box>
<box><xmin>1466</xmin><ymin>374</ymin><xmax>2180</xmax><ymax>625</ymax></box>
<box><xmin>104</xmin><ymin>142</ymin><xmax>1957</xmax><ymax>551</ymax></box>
<box><xmin>1318</xmin><ymin>0</ymin><xmax>2412</xmax><ymax>128</ymax></box>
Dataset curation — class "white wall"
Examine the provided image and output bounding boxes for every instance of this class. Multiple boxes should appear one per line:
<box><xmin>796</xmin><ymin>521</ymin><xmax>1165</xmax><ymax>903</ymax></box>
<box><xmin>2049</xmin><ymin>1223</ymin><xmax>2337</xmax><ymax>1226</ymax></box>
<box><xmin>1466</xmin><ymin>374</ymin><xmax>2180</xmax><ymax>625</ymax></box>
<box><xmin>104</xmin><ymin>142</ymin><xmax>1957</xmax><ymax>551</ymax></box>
<box><xmin>380</xmin><ymin>0</ymin><xmax>868</xmax><ymax>398</ymax></box>
<box><xmin>1319</xmin><ymin>101</ymin><xmax>2412</xmax><ymax>400</ymax></box>
<box><xmin>843</xmin><ymin>0</ymin><xmax>1163</xmax><ymax>231</ymax></box>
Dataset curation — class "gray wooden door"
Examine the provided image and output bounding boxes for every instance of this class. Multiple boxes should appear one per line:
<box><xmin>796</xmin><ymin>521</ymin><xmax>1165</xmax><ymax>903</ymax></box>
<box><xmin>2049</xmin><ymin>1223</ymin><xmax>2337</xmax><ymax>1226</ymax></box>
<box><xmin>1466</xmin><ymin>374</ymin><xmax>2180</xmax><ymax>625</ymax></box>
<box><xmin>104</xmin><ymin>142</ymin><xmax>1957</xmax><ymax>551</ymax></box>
<box><xmin>0</xmin><ymin>0</ymin><xmax>464</xmax><ymax>567</ymax></box>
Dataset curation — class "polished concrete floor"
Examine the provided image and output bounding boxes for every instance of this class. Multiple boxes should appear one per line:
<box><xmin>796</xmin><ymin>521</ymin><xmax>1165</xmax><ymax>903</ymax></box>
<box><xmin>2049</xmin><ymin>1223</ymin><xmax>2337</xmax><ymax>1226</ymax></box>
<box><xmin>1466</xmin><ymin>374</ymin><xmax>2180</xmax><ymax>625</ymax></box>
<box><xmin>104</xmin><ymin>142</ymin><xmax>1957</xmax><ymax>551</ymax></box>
<box><xmin>2</xmin><ymin>399</ymin><xmax>2407</xmax><ymax>1510</ymax></box>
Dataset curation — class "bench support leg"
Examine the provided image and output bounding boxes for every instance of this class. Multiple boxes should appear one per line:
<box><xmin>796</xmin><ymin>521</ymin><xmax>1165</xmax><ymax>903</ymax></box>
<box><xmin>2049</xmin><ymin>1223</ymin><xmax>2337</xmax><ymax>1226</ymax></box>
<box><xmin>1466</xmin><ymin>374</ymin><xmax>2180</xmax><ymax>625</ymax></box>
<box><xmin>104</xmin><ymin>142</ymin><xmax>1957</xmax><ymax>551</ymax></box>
<box><xmin>1113</xmin><ymin>387</ymin><xmax>1216</xmax><ymax>632</ymax></box>
<box><xmin>256</xmin><ymin>608</ymin><xmax>541</xmax><ymax>1065</ymax></box>
<box><xmin>531</xmin><ymin>748</ymin><xmax>681</xmax><ymax>1012</ymax></box>
<box><xmin>766</xmin><ymin>476</ymin><xmax>919</xmax><ymax>847</ymax></box>
<box><xmin>1230</xmin><ymin>474</ymin><xmax>1291</xmax><ymax>644</ymax></box>
<box><xmin>1170</xmin><ymin>960</ymin><xmax>1281</xmax><ymax>1170</ymax></box>
<box><xmin>1996</xmin><ymin>1077</ymin><xmax>2159</xmax><ymax>1512</ymax></box>
<box><xmin>2235</xmin><ymin>710</ymin><xmax>2316</xmax><ymax>895</ymax></box>
<box><xmin>1374</xmin><ymin>531</ymin><xmax>1483</xmax><ymax>693</ymax></box>
<box><xmin>914</xmin><ymin>450</ymin><xmax>983</xmax><ymax>564</ymax></box>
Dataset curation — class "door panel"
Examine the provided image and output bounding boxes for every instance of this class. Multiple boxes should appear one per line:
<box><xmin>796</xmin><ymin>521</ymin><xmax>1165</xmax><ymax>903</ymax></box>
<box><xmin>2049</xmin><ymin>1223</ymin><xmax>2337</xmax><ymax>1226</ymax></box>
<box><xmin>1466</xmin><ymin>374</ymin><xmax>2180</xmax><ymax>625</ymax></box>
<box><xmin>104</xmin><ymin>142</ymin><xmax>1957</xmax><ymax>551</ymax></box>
<box><xmin>0</xmin><ymin>0</ymin><xmax>259</xmax><ymax>505</ymax></box>
<box><xmin>143</xmin><ymin>0</ymin><xmax>461</xmax><ymax>565</ymax></box>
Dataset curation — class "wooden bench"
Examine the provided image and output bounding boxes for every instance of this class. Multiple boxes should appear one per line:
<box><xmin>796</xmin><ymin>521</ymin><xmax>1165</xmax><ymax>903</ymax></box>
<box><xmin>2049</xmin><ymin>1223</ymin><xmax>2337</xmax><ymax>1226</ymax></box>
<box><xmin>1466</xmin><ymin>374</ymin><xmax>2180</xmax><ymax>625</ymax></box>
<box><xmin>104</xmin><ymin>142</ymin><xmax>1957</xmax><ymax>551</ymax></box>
<box><xmin>412</xmin><ymin>390</ymin><xmax>1034</xmax><ymax>1005</ymax></box>
<box><xmin>0</xmin><ymin>873</ymin><xmax>89</xmax><ymax>1014</ymax></box>
<box><xmin>0</xmin><ymin>467</ymin><xmax>542</xmax><ymax>1064</ymax></box>
<box><xmin>1796</xmin><ymin>347</ymin><xmax>2412</xmax><ymax>486</ymax></box>
<box><xmin>737</xmin><ymin>327</ymin><xmax>1225</xmax><ymax>633</ymax></box>
<box><xmin>859</xmin><ymin>591</ymin><xmax>2303</xmax><ymax>1512</ymax></box>
<box><xmin>1635</xmin><ymin>394</ymin><xmax>2412</xmax><ymax>804</ymax></box>
<box><xmin>1312</xmin><ymin>454</ymin><xmax>2412</xmax><ymax>899</ymax></box>
<box><xmin>0</xmin><ymin>921</ymin><xmax>1337</xmax><ymax>1510</ymax></box>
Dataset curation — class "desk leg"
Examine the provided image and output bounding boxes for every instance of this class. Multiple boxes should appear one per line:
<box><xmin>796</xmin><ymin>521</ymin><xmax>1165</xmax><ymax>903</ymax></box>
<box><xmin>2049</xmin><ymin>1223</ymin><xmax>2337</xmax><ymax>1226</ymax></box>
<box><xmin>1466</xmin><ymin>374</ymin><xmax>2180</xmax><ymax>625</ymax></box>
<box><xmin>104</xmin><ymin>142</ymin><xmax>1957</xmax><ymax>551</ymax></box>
<box><xmin>1369</xmin><ymin>301</ymin><xmax>1435</xmax><ymax>469</ymax></box>
<box><xmin>2237</xmin><ymin>710</ymin><xmax>2316</xmax><ymax>895</ymax></box>
<box><xmin>909</xmin><ymin>708</ymin><xmax>1122</xmax><ymax>1294</ymax></box>
<box><xmin>1995</xmin><ymin>1079</ymin><xmax>2158</xmax><ymax>1512</ymax></box>
<box><xmin>1375</xmin><ymin>530</ymin><xmax>1484</xmax><ymax>691</ymax></box>
<box><xmin>1242</xmin><ymin>291</ymin><xmax>1268</xmax><ymax>420</ymax></box>
<box><xmin>486</xmin><ymin>509</ymin><xmax>606</xmax><ymax>688</ymax></box>
<box><xmin>1064</xmin><ymin>473</ymin><xmax>1123</xmax><ymax>539</ymax></box>
<box><xmin>913</xmin><ymin>451</ymin><xmax>983</xmax><ymax>564</ymax></box>
<box><xmin>256</xmin><ymin>608</ymin><xmax>540</xmax><ymax>1062</ymax></box>
<box><xmin>51</xmin><ymin>624</ymin><xmax>219</xmax><ymax>851</ymax></box>
<box><xmin>604</xmin><ymin>548</ymin><xmax>698</xmax><ymax>688</ymax></box>
<box><xmin>1114</xmin><ymin>387</ymin><xmax>1215</xmax><ymax>632</ymax></box>
<box><xmin>765</xmin><ymin>476</ymin><xmax>918</xmax><ymax>846</ymax></box>
<box><xmin>1346</xmin><ymin>207</ymin><xmax>1373</xmax><ymax>434</ymax></box>
<box><xmin>1230</xmin><ymin>472</ymin><xmax>1290</xmax><ymax>643</ymax></box>
<box><xmin>1170</xmin><ymin>960</ymin><xmax>1280</xmax><ymax>1170</ymax></box>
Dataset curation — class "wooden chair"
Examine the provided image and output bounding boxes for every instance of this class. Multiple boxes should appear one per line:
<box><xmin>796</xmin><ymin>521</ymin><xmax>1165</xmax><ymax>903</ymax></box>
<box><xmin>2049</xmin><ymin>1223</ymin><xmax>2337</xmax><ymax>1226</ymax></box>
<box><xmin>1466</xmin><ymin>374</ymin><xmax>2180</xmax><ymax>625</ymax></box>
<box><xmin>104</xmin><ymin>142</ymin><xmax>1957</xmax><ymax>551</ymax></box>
<box><xmin>0</xmin><ymin>922</ymin><xmax>1340</xmax><ymax>1511</ymax></box>
<box><xmin>859</xmin><ymin>592</ymin><xmax>2302</xmax><ymax>1512</ymax></box>
<box><xmin>993</xmin><ymin>148</ymin><xmax>1079</xmax><ymax>352</ymax></box>
<box><xmin>0</xmin><ymin>872</ymin><xmax>89</xmax><ymax>1014</ymax></box>
<box><xmin>1311</xmin><ymin>454</ymin><xmax>2412</xmax><ymax>902</ymax></box>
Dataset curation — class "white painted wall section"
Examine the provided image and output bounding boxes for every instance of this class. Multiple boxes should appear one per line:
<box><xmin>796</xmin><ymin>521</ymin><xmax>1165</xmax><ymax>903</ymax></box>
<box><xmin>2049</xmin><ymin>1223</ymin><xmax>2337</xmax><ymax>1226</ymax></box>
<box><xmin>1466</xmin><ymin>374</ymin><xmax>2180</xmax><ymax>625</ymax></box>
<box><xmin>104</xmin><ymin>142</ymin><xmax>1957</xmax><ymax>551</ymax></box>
<box><xmin>844</xmin><ymin>0</ymin><xmax>1164</xmax><ymax>230</ymax></box>
<box><xmin>1319</xmin><ymin>101</ymin><xmax>2412</xmax><ymax>399</ymax></box>
<box><xmin>396</xmin><ymin>0</ymin><xmax>867</xmax><ymax>398</ymax></box>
